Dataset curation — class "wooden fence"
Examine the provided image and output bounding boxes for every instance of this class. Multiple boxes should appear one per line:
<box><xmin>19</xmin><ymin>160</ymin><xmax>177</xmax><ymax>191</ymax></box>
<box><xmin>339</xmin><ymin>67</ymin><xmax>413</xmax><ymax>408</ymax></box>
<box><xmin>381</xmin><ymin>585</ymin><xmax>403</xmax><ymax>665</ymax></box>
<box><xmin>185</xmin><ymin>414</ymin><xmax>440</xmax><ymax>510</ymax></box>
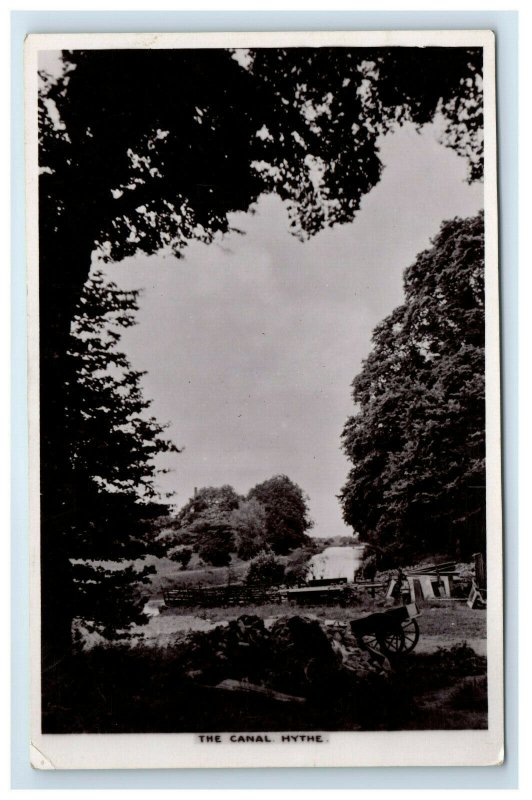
<box><xmin>163</xmin><ymin>584</ymin><xmax>284</xmax><ymax>607</ymax></box>
<box><xmin>162</xmin><ymin>580</ymin><xmax>380</xmax><ymax>608</ymax></box>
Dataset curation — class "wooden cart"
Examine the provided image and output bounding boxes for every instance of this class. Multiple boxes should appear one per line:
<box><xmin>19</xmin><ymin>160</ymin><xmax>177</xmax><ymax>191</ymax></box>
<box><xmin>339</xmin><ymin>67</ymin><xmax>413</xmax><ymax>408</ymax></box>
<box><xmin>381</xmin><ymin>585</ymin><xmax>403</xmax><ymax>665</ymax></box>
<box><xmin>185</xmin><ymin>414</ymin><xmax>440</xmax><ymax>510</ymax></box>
<box><xmin>350</xmin><ymin>603</ymin><xmax>421</xmax><ymax>657</ymax></box>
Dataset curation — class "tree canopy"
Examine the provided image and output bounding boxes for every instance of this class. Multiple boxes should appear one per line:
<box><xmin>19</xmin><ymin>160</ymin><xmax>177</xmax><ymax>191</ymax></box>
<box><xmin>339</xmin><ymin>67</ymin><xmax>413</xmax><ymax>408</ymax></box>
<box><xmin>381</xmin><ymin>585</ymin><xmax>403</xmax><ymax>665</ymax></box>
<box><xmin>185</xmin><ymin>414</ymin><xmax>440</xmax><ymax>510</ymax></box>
<box><xmin>230</xmin><ymin>498</ymin><xmax>269</xmax><ymax>560</ymax></box>
<box><xmin>40</xmin><ymin>47</ymin><xmax>482</xmax><ymax>277</ymax></box>
<box><xmin>171</xmin><ymin>485</ymin><xmax>241</xmax><ymax>566</ymax></box>
<box><xmin>340</xmin><ymin>213</ymin><xmax>485</xmax><ymax>561</ymax></box>
<box><xmin>175</xmin><ymin>485</ymin><xmax>242</xmax><ymax>529</ymax></box>
<box><xmin>248</xmin><ymin>475</ymin><xmax>313</xmax><ymax>555</ymax></box>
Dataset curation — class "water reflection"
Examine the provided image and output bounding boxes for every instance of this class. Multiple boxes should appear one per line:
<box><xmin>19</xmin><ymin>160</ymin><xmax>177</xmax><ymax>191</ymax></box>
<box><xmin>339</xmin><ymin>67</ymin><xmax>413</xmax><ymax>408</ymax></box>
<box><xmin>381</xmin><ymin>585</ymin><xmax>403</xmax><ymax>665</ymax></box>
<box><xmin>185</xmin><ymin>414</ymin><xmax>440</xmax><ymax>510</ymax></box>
<box><xmin>308</xmin><ymin>545</ymin><xmax>365</xmax><ymax>582</ymax></box>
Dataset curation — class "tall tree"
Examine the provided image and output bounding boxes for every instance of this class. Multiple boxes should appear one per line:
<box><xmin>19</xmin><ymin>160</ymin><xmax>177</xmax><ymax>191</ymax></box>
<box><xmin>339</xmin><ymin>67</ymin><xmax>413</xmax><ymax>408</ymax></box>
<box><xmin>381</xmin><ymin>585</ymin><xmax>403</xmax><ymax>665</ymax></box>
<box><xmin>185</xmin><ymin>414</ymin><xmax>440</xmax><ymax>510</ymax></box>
<box><xmin>65</xmin><ymin>270</ymin><xmax>178</xmax><ymax>637</ymax></box>
<box><xmin>248</xmin><ymin>475</ymin><xmax>313</xmax><ymax>555</ymax></box>
<box><xmin>38</xmin><ymin>46</ymin><xmax>483</xmax><ymax>656</ymax></box>
<box><xmin>340</xmin><ymin>213</ymin><xmax>485</xmax><ymax>561</ymax></box>
<box><xmin>173</xmin><ymin>485</ymin><xmax>241</xmax><ymax>566</ymax></box>
<box><xmin>230</xmin><ymin>498</ymin><xmax>269</xmax><ymax>560</ymax></box>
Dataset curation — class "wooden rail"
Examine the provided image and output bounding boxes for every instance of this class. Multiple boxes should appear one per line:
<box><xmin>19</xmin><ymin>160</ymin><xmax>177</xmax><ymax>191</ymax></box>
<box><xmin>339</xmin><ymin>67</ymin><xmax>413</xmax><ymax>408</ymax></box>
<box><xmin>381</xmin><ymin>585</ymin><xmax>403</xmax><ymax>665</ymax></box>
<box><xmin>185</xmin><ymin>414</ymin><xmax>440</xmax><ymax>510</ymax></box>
<box><xmin>163</xmin><ymin>585</ymin><xmax>283</xmax><ymax>607</ymax></box>
<box><xmin>163</xmin><ymin>580</ymin><xmax>388</xmax><ymax>608</ymax></box>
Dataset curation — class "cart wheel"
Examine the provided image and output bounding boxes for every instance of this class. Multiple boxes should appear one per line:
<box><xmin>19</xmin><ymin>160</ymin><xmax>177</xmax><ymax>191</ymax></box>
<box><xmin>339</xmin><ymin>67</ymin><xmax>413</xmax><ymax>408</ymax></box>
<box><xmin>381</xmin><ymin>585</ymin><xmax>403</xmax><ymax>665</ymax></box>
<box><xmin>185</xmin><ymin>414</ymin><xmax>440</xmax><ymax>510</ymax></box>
<box><xmin>357</xmin><ymin>632</ymin><xmax>382</xmax><ymax>654</ymax></box>
<box><xmin>377</xmin><ymin>627</ymin><xmax>406</xmax><ymax>657</ymax></box>
<box><xmin>401</xmin><ymin>618</ymin><xmax>419</xmax><ymax>653</ymax></box>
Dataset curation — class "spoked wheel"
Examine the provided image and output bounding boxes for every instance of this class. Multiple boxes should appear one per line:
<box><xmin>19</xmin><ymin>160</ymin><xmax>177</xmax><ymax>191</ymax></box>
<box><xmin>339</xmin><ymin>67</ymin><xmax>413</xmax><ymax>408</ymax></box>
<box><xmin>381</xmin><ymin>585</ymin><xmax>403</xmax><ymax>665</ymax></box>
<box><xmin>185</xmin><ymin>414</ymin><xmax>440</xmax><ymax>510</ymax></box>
<box><xmin>357</xmin><ymin>632</ymin><xmax>381</xmax><ymax>654</ymax></box>
<box><xmin>401</xmin><ymin>618</ymin><xmax>420</xmax><ymax>653</ymax></box>
<box><xmin>377</xmin><ymin>627</ymin><xmax>406</xmax><ymax>657</ymax></box>
<box><xmin>359</xmin><ymin>627</ymin><xmax>405</xmax><ymax>657</ymax></box>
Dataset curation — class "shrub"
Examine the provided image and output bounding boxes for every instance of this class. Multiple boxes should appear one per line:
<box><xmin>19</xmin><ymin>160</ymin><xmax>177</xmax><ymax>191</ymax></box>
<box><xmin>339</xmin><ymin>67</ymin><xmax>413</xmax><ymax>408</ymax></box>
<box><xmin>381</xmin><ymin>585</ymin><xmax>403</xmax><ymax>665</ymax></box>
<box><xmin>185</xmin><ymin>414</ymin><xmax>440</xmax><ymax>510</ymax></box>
<box><xmin>169</xmin><ymin>547</ymin><xmax>193</xmax><ymax>570</ymax></box>
<box><xmin>246</xmin><ymin>550</ymin><xmax>285</xmax><ymax>586</ymax></box>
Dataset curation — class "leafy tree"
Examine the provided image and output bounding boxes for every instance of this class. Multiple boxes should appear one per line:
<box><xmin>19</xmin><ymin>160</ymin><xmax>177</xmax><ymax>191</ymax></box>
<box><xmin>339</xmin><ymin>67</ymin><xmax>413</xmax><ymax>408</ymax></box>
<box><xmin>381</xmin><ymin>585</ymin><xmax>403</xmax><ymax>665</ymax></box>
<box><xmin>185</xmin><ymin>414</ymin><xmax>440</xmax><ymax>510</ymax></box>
<box><xmin>169</xmin><ymin>485</ymin><xmax>242</xmax><ymax>566</ymax></box>
<box><xmin>245</xmin><ymin>550</ymin><xmax>285</xmax><ymax>587</ymax></box>
<box><xmin>169</xmin><ymin>547</ymin><xmax>193</xmax><ymax>570</ymax></box>
<box><xmin>248</xmin><ymin>47</ymin><xmax>483</xmax><ymax>240</ymax></box>
<box><xmin>248</xmin><ymin>475</ymin><xmax>313</xmax><ymax>555</ymax></box>
<box><xmin>66</xmin><ymin>271</ymin><xmax>178</xmax><ymax>636</ymax></box>
<box><xmin>192</xmin><ymin>520</ymin><xmax>234</xmax><ymax>567</ymax></box>
<box><xmin>230</xmin><ymin>498</ymin><xmax>269</xmax><ymax>560</ymax></box>
<box><xmin>176</xmin><ymin>485</ymin><xmax>241</xmax><ymax>529</ymax></box>
<box><xmin>38</xmin><ymin>46</ymin><xmax>484</xmax><ymax>657</ymax></box>
<box><xmin>340</xmin><ymin>213</ymin><xmax>485</xmax><ymax>561</ymax></box>
<box><xmin>150</xmin><ymin>518</ymin><xmax>190</xmax><ymax>551</ymax></box>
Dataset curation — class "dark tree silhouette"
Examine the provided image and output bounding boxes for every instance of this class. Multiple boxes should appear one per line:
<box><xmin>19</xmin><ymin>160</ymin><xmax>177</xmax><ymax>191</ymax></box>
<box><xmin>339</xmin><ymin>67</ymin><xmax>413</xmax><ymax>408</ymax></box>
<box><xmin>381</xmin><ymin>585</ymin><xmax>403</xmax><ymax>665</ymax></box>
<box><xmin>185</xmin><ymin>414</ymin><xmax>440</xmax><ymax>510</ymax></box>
<box><xmin>340</xmin><ymin>213</ymin><xmax>485</xmax><ymax>561</ymax></box>
<box><xmin>66</xmin><ymin>271</ymin><xmax>178</xmax><ymax>637</ymax></box>
<box><xmin>38</xmin><ymin>46</ymin><xmax>483</xmax><ymax>658</ymax></box>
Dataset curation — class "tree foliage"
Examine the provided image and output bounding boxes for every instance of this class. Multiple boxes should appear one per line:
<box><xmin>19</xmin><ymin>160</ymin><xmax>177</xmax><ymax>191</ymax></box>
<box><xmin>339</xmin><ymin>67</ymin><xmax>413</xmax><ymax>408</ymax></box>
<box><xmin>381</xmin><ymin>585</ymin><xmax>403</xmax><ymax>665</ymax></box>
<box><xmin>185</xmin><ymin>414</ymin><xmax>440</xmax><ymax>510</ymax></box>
<box><xmin>172</xmin><ymin>485</ymin><xmax>241</xmax><ymax>566</ymax></box>
<box><xmin>340</xmin><ymin>213</ymin><xmax>485</xmax><ymax>561</ymax></box>
<box><xmin>248</xmin><ymin>47</ymin><xmax>483</xmax><ymax>239</ymax></box>
<box><xmin>67</xmin><ymin>271</ymin><xmax>178</xmax><ymax>635</ymax></box>
<box><xmin>40</xmin><ymin>47</ymin><xmax>482</xmax><ymax>266</ymax></box>
<box><xmin>192</xmin><ymin>520</ymin><xmax>234</xmax><ymax>567</ymax></box>
<box><xmin>175</xmin><ymin>485</ymin><xmax>241</xmax><ymax>529</ymax></box>
<box><xmin>248</xmin><ymin>475</ymin><xmax>313</xmax><ymax>555</ymax></box>
<box><xmin>230</xmin><ymin>498</ymin><xmax>269</xmax><ymax>560</ymax></box>
<box><xmin>284</xmin><ymin>542</ymin><xmax>321</xmax><ymax>586</ymax></box>
<box><xmin>245</xmin><ymin>550</ymin><xmax>286</xmax><ymax>587</ymax></box>
<box><xmin>172</xmin><ymin>478</ymin><xmax>313</xmax><ymax>560</ymax></box>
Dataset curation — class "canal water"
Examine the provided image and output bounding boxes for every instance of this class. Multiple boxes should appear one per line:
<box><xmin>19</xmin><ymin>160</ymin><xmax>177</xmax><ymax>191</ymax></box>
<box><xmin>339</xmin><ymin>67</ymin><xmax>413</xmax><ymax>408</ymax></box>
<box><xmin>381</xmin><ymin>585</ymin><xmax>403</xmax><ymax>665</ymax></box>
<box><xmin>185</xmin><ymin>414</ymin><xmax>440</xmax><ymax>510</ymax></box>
<box><xmin>308</xmin><ymin>545</ymin><xmax>365</xmax><ymax>582</ymax></box>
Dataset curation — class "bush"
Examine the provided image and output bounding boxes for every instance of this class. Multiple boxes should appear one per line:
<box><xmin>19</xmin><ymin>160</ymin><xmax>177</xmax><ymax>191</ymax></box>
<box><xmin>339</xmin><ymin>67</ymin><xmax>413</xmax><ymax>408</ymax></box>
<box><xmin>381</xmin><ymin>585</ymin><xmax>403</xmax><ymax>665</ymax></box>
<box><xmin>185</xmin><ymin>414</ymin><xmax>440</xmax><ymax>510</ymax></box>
<box><xmin>246</xmin><ymin>550</ymin><xmax>285</xmax><ymax>586</ymax></box>
<box><xmin>284</xmin><ymin>544</ymin><xmax>319</xmax><ymax>585</ymax></box>
<box><xmin>169</xmin><ymin>547</ymin><xmax>193</xmax><ymax>570</ymax></box>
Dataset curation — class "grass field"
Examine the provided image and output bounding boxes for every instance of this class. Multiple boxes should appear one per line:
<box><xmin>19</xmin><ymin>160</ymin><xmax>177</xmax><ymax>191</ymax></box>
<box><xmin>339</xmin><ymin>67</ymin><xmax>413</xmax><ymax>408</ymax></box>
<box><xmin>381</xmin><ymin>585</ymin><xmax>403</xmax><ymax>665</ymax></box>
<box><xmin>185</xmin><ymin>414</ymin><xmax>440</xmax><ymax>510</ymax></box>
<box><xmin>141</xmin><ymin>555</ymin><xmax>250</xmax><ymax>594</ymax></box>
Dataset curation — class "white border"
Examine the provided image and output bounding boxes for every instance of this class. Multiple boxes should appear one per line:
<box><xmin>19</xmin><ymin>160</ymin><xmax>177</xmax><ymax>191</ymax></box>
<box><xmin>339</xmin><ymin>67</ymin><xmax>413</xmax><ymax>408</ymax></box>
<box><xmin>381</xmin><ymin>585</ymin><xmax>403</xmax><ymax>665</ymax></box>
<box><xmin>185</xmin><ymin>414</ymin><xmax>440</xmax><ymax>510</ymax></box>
<box><xmin>25</xmin><ymin>28</ymin><xmax>503</xmax><ymax>770</ymax></box>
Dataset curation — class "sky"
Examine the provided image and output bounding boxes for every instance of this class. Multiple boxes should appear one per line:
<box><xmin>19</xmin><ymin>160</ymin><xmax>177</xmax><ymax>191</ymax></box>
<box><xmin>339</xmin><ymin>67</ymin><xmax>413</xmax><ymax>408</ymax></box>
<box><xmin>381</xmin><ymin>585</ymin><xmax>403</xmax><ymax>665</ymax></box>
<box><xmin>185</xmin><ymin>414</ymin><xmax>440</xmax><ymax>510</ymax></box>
<box><xmin>101</xmin><ymin>121</ymin><xmax>483</xmax><ymax>538</ymax></box>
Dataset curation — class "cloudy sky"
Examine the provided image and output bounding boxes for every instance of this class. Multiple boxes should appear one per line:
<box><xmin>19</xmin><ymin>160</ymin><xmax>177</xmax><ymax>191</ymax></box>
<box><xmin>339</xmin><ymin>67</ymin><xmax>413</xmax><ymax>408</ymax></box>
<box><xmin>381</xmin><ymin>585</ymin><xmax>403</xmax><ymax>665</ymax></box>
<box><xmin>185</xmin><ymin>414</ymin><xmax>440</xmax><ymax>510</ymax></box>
<box><xmin>101</xmin><ymin>121</ymin><xmax>483</xmax><ymax>538</ymax></box>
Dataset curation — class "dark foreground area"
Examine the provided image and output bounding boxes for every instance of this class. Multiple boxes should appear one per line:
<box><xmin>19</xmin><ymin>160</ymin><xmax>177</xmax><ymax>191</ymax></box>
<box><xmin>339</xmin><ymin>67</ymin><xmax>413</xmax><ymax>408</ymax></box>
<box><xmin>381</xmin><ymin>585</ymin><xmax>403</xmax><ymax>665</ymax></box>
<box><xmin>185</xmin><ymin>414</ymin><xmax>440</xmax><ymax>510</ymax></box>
<box><xmin>43</xmin><ymin>614</ymin><xmax>487</xmax><ymax>733</ymax></box>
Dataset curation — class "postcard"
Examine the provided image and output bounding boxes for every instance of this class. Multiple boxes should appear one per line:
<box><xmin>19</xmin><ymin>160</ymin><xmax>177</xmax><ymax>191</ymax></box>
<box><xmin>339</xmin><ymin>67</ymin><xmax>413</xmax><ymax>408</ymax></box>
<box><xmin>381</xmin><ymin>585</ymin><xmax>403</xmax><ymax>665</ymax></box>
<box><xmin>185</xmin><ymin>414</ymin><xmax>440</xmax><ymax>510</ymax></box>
<box><xmin>26</xmin><ymin>29</ymin><xmax>503</xmax><ymax>769</ymax></box>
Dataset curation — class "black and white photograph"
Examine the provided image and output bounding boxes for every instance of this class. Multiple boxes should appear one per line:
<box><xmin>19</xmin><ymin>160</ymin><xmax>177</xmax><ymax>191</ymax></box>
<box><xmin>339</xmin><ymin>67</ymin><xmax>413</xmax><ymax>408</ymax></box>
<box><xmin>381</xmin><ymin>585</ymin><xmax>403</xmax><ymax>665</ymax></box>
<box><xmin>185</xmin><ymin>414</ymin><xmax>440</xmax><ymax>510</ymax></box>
<box><xmin>26</xmin><ymin>30</ymin><xmax>503</xmax><ymax>769</ymax></box>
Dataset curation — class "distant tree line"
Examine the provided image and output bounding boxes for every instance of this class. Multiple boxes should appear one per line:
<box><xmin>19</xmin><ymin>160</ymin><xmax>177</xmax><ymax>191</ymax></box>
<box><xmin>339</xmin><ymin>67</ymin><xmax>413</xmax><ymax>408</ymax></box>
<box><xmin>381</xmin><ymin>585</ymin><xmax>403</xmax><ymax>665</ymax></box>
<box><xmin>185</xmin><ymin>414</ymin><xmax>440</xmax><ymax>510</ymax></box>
<box><xmin>159</xmin><ymin>475</ymin><xmax>314</xmax><ymax>567</ymax></box>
